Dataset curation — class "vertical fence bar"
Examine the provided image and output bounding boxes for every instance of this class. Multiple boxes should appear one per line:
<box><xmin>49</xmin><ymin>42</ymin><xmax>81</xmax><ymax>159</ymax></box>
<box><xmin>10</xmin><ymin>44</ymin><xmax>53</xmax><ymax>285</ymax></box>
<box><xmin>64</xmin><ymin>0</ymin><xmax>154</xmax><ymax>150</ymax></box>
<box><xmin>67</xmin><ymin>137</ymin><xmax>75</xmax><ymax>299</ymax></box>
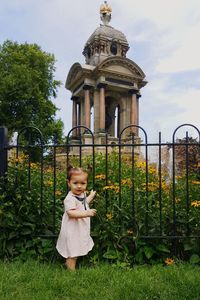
<box><xmin>145</xmin><ymin>137</ymin><xmax>149</xmax><ymax>235</ymax></box>
<box><xmin>66</xmin><ymin>136</ymin><xmax>70</xmax><ymax>194</ymax></box>
<box><xmin>53</xmin><ymin>136</ymin><xmax>57</xmax><ymax>234</ymax></box>
<box><xmin>158</xmin><ymin>132</ymin><xmax>163</xmax><ymax>235</ymax></box>
<box><xmin>185</xmin><ymin>132</ymin><xmax>190</xmax><ymax>236</ymax></box>
<box><xmin>118</xmin><ymin>135</ymin><xmax>122</xmax><ymax>210</ymax></box>
<box><xmin>105</xmin><ymin>133</ymin><xmax>108</xmax><ymax>212</ymax></box>
<box><xmin>0</xmin><ymin>127</ymin><xmax>8</xmax><ymax>178</ymax></box>
<box><xmin>79</xmin><ymin>132</ymin><xmax>82</xmax><ymax>168</ymax></box>
<box><xmin>118</xmin><ymin>133</ymin><xmax>122</xmax><ymax>229</ymax></box>
<box><xmin>131</xmin><ymin>133</ymin><xmax>136</xmax><ymax>221</ymax></box>
<box><xmin>92</xmin><ymin>133</ymin><xmax>95</xmax><ymax>190</ymax></box>
<box><xmin>40</xmin><ymin>143</ymin><xmax>44</xmax><ymax>223</ymax></box>
<box><xmin>172</xmin><ymin>137</ymin><xmax>177</xmax><ymax>236</ymax></box>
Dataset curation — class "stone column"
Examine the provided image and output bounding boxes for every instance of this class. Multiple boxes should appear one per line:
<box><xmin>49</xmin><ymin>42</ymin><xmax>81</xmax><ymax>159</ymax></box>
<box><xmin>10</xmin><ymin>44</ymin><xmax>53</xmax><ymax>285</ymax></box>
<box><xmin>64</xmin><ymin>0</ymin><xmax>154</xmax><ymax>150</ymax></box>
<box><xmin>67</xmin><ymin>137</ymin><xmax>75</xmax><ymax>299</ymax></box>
<box><xmin>93</xmin><ymin>89</ymin><xmax>100</xmax><ymax>134</ymax></box>
<box><xmin>136</xmin><ymin>92</ymin><xmax>141</xmax><ymax>127</ymax></box>
<box><xmin>83</xmin><ymin>85</ymin><xmax>91</xmax><ymax>130</ymax></box>
<box><xmin>129</xmin><ymin>89</ymin><xmax>138</xmax><ymax>135</ymax></box>
<box><xmin>98</xmin><ymin>83</ymin><xmax>106</xmax><ymax>132</ymax></box>
<box><xmin>71</xmin><ymin>96</ymin><xmax>79</xmax><ymax>136</ymax></box>
<box><xmin>77</xmin><ymin>102</ymin><xmax>81</xmax><ymax>135</ymax></box>
<box><xmin>72</xmin><ymin>101</ymin><xmax>77</xmax><ymax>128</ymax></box>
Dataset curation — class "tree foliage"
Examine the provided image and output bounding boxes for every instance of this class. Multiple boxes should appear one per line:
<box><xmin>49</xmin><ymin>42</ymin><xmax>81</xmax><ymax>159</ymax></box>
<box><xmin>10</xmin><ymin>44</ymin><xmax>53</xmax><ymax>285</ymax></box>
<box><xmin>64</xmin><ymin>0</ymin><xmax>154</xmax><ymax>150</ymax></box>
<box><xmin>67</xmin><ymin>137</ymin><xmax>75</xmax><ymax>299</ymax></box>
<box><xmin>0</xmin><ymin>40</ymin><xmax>63</xmax><ymax>142</ymax></box>
<box><xmin>168</xmin><ymin>137</ymin><xmax>200</xmax><ymax>176</ymax></box>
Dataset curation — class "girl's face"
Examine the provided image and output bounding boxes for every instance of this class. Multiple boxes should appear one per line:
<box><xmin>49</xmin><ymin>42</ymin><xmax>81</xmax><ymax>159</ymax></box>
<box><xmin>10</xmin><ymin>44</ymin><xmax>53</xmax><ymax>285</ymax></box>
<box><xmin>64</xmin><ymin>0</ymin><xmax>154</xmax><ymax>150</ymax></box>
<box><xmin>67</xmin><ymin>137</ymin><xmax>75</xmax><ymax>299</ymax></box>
<box><xmin>68</xmin><ymin>173</ymin><xmax>88</xmax><ymax>195</ymax></box>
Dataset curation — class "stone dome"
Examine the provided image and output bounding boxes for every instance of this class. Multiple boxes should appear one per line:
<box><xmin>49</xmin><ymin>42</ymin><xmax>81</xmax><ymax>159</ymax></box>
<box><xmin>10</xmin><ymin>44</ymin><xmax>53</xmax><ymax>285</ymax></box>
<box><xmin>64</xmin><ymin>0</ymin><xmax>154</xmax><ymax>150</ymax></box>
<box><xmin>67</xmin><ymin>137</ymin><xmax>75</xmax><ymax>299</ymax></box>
<box><xmin>83</xmin><ymin>24</ymin><xmax>130</xmax><ymax>66</ymax></box>
<box><xmin>85</xmin><ymin>24</ymin><xmax>128</xmax><ymax>45</ymax></box>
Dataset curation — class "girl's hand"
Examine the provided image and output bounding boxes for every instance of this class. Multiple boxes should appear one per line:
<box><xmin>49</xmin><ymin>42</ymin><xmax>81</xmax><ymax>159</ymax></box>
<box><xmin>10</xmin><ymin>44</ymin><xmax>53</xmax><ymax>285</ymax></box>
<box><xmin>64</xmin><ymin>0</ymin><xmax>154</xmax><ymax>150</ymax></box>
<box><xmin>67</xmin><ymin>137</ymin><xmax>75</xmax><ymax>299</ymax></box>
<box><xmin>90</xmin><ymin>190</ymin><xmax>96</xmax><ymax>199</ymax></box>
<box><xmin>87</xmin><ymin>209</ymin><xmax>97</xmax><ymax>217</ymax></box>
<box><xmin>86</xmin><ymin>190</ymin><xmax>97</xmax><ymax>203</ymax></box>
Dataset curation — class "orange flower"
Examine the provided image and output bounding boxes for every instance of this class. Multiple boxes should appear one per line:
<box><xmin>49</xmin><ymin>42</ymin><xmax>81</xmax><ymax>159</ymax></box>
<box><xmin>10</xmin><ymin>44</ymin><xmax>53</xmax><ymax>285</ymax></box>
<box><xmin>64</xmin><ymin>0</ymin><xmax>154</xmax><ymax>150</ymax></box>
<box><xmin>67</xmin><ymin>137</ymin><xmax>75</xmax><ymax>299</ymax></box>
<box><xmin>165</xmin><ymin>258</ymin><xmax>174</xmax><ymax>265</ymax></box>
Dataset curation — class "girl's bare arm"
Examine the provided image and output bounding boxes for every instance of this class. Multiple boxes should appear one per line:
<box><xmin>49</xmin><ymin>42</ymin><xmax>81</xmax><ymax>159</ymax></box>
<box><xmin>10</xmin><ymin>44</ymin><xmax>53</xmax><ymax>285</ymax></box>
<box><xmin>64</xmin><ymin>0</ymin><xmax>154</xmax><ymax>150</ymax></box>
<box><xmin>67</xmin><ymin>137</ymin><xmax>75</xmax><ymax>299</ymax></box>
<box><xmin>86</xmin><ymin>190</ymin><xmax>96</xmax><ymax>204</ymax></box>
<box><xmin>67</xmin><ymin>209</ymin><xmax>97</xmax><ymax>218</ymax></box>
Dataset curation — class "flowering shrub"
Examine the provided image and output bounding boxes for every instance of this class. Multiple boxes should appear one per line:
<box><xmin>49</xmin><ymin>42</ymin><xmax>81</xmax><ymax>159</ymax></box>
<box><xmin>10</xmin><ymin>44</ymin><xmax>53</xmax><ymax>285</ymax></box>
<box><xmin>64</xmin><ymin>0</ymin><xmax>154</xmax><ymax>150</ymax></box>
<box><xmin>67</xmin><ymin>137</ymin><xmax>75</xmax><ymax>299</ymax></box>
<box><xmin>0</xmin><ymin>151</ymin><xmax>199</xmax><ymax>265</ymax></box>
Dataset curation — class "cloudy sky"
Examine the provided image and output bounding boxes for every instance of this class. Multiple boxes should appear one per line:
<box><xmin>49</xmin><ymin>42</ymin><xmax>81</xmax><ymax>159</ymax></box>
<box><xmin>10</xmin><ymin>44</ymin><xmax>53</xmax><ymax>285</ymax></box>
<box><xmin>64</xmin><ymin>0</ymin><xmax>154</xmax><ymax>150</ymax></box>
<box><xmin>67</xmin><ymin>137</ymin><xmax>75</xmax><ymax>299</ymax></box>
<box><xmin>1</xmin><ymin>0</ymin><xmax>200</xmax><ymax>142</ymax></box>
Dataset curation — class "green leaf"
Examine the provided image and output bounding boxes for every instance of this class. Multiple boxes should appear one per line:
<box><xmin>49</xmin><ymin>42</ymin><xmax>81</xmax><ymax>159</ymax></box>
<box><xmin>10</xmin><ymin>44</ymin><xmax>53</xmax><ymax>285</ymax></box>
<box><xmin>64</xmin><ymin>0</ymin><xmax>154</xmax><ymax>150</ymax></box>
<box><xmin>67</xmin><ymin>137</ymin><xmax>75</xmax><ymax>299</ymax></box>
<box><xmin>189</xmin><ymin>254</ymin><xmax>200</xmax><ymax>264</ymax></box>
<box><xmin>103</xmin><ymin>250</ymin><xmax>118</xmax><ymax>259</ymax></box>
<box><xmin>135</xmin><ymin>251</ymin><xmax>144</xmax><ymax>264</ymax></box>
<box><xmin>156</xmin><ymin>244</ymin><xmax>170</xmax><ymax>253</ymax></box>
<box><xmin>8</xmin><ymin>232</ymin><xmax>19</xmax><ymax>240</ymax></box>
<box><xmin>144</xmin><ymin>246</ymin><xmax>155</xmax><ymax>259</ymax></box>
<box><xmin>184</xmin><ymin>243</ymin><xmax>193</xmax><ymax>251</ymax></box>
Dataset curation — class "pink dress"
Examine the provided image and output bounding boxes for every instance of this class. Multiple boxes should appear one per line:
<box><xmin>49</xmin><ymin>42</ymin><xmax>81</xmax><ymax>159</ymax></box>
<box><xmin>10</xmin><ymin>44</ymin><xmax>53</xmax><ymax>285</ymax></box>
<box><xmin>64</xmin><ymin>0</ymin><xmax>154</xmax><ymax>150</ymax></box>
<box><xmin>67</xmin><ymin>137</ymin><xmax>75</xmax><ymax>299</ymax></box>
<box><xmin>56</xmin><ymin>191</ymin><xmax>94</xmax><ymax>258</ymax></box>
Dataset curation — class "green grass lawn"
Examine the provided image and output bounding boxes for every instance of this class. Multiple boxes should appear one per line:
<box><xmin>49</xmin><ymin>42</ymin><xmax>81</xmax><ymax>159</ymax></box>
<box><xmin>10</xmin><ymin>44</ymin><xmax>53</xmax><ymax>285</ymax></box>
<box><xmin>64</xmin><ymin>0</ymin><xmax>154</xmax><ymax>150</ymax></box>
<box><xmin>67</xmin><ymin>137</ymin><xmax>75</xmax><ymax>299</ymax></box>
<box><xmin>0</xmin><ymin>260</ymin><xmax>199</xmax><ymax>300</ymax></box>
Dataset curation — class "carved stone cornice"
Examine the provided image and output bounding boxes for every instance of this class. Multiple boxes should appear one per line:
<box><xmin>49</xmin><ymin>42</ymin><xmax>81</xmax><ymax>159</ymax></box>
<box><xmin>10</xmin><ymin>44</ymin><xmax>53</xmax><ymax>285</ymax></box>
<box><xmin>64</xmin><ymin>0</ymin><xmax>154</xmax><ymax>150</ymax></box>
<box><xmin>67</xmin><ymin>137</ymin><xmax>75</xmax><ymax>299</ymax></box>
<box><xmin>66</xmin><ymin>63</ymin><xmax>95</xmax><ymax>91</ymax></box>
<box><xmin>96</xmin><ymin>57</ymin><xmax>145</xmax><ymax>79</ymax></box>
<box><xmin>97</xmin><ymin>83</ymin><xmax>107</xmax><ymax>89</ymax></box>
<box><xmin>128</xmin><ymin>89</ymin><xmax>139</xmax><ymax>95</ymax></box>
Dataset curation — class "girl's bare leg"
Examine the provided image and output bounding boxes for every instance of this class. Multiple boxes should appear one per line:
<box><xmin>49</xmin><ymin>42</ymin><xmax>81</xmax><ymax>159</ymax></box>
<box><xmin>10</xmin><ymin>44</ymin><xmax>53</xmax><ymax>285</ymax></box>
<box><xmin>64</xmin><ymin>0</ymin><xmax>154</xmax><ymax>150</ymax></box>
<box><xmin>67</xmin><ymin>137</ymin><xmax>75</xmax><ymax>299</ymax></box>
<box><xmin>65</xmin><ymin>257</ymin><xmax>77</xmax><ymax>271</ymax></box>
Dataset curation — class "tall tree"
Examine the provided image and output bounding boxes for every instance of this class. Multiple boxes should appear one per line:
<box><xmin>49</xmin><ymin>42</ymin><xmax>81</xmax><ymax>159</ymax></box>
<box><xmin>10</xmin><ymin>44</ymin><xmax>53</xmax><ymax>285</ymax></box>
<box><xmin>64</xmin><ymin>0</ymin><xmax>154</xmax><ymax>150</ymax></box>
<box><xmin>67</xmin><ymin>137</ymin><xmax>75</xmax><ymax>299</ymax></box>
<box><xmin>0</xmin><ymin>40</ymin><xmax>63</xmax><ymax>142</ymax></box>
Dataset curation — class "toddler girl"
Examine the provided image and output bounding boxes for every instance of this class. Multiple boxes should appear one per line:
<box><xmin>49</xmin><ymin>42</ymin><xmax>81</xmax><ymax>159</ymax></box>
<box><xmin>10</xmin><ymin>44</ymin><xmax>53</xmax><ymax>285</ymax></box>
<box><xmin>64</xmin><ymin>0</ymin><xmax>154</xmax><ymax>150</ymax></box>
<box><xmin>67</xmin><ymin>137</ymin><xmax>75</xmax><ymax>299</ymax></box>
<box><xmin>56</xmin><ymin>166</ymin><xmax>96</xmax><ymax>270</ymax></box>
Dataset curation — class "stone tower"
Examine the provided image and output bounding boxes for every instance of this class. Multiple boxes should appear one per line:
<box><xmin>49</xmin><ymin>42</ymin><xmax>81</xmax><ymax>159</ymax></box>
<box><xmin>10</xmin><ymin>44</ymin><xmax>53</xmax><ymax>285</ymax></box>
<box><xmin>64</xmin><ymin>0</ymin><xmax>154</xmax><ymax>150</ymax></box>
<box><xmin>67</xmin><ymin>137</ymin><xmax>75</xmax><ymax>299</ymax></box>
<box><xmin>66</xmin><ymin>1</ymin><xmax>147</xmax><ymax>143</ymax></box>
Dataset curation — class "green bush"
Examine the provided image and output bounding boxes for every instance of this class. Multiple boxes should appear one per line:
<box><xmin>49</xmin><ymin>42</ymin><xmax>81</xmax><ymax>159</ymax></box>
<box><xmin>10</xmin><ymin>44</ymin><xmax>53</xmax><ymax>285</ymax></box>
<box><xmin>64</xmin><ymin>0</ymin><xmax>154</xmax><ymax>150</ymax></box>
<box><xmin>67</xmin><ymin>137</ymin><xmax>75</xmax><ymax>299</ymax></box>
<box><xmin>0</xmin><ymin>151</ymin><xmax>200</xmax><ymax>265</ymax></box>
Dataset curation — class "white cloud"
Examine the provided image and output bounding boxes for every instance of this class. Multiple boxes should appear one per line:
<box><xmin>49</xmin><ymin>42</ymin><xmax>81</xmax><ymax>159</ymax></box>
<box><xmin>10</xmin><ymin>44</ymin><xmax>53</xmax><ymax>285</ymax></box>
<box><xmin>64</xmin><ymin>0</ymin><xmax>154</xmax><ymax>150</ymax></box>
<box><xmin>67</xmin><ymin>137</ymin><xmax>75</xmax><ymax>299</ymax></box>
<box><xmin>140</xmin><ymin>74</ymin><xmax>200</xmax><ymax>141</ymax></box>
<box><xmin>0</xmin><ymin>0</ymin><xmax>200</xmax><ymax>139</ymax></box>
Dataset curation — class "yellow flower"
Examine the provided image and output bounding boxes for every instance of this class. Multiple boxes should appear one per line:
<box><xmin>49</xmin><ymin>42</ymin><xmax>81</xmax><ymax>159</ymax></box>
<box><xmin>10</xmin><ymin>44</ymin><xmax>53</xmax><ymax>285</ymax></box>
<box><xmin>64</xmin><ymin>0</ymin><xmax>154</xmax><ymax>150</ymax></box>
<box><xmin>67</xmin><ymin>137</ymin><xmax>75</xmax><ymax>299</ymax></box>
<box><xmin>103</xmin><ymin>185</ymin><xmax>111</xmax><ymax>190</ymax></box>
<box><xmin>106</xmin><ymin>212</ymin><xmax>113</xmax><ymax>220</ymax></box>
<box><xmin>15</xmin><ymin>157</ymin><xmax>23</xmax><ymax>163</ymax></box>
<box><xmin>175</xmin><ymin>197</ymin><xmax>181</xmax><ymax>204</ymax></box>
<box><xmin>55</xmin><ymin>190</ymin><xmax>62</xmax><ymax>196</ymax></box>
<box><xmin>197</xmin><ymin>162</ymin><xmax>200</xmax><ymax>168</ymax></box>
<box><xmin>161</xmin><ymin>182</ymin><xmax>170</xmax><ymax>191</ymax></box>
<box><xmin>45</xmin><ymin>180</ymin><xmax>53</xmax><ymax>187</ymax></box>
<box><xmin>121</xmin><ymin>179</ymin><xmax>132</xmax><ymax>186</ymax></box>
<box><xmin>30</xmin><ymin>162</ymin><xmax>38</xmax><ymax>169</ymax></box>
<box><xmin>165</xmin><ymin>258</ymin><xmax>174</xmax><ymax>265</ymax></box>
<box><xmin>191</xmin><ymin>181</ymin><xmax>200</xmax><ymax>185</ymax></box>
<box><xmin>103</xmin><ymin>185</ymin><xmax>119</xmax><ymax>193</ymax></box>
<box><xmin>95</xmin><ymin>174</ymin><xmax>106</xmax><ymax>180</ymax></box>
<box><xmin>136</xmin><ymin>161</ymin><xmax>146</xmax><ymax>168</ymax></box>
<box><xmin>191</xmin><ymin>201</ymin><xmax>200</xmax><ymax>207</ymax></box>
<box><xmin>141</xmin><ymin>182</ymin><xmax>158</xmax><ymax>192</ymax></box>
<box><xmin>149</xmin><ymin>167</ymin><xmax>157</xmax><ymax>174</ymax></box>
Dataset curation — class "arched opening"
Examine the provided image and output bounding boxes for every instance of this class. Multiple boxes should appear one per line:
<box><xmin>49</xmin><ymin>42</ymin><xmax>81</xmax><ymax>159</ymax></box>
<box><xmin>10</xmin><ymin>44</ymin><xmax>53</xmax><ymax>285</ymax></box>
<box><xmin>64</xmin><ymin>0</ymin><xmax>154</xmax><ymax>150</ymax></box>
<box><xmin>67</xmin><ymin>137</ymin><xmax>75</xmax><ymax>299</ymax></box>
<box><xmin>114</xmin><ymin>105</ymin><xmax>120</xmax><ymax>138</ymax></box>
<box><xmin>90</xmin><ymin>105</ymin><xmax>94</xmax><ymax>133</ymax></box>
<box><xmin>105</xmin><ymin>101</ymin><xmax>112</xmax><ymax>134</ymax></box>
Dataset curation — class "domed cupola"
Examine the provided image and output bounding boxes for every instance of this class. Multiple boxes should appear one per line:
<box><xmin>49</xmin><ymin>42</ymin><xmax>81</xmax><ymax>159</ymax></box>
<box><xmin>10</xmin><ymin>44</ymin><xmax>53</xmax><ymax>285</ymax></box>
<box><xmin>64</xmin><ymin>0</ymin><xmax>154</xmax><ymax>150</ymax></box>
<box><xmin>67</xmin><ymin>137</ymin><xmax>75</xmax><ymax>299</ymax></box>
<box><xmin>83</xmin><ymin>1</ymin><xmax>130</xmax><ymax>66</ymax></box>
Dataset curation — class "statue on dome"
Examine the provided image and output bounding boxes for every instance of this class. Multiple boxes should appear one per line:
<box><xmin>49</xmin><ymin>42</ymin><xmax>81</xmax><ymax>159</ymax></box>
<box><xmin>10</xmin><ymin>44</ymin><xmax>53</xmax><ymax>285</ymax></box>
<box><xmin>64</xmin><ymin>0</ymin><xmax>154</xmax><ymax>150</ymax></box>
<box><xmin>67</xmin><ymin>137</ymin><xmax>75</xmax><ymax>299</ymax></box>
<box><xmin>100</xmin><ymin>1</ymin><xmax>112</xmax><ymax>25</ymax></box>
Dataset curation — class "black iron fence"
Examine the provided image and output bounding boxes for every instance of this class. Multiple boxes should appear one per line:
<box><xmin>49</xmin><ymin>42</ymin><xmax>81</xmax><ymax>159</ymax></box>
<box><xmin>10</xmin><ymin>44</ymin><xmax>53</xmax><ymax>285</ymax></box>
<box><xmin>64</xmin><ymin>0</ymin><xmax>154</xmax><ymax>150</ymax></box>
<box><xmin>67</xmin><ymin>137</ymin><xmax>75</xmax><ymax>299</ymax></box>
<box><xmin>0</xmin><ymin>124</ymin><xmax>200</xmax><ymax>244</ymax></box>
